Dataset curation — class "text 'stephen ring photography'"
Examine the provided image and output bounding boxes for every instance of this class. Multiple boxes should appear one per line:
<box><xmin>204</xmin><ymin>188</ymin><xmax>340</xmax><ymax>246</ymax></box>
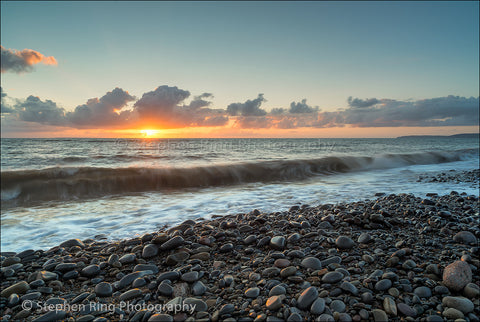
<box><xmin>1</xmin><ymin>1</ymin><xmax>479</xmax><ymax>321</ymax></box>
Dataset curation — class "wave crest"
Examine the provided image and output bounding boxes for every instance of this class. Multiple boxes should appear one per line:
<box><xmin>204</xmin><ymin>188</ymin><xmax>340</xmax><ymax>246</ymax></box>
<box><xmin>1</xmin><ymin>149</ymin><xmax>476</xmax><ymax>205</ymax></box>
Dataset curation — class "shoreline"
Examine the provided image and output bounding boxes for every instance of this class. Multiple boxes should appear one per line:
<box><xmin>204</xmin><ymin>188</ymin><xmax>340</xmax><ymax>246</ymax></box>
<box><xmin>1</xmin><ymin>192</ymin><xmax>479</xmax><ymax>321</ymax></box>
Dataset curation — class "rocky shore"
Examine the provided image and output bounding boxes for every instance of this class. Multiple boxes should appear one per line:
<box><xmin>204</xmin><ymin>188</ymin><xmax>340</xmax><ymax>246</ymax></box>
<box><xmin>417</xmin><ymin>169</ymin><xmax>480</xmax><ymax>189</ymax></box>
<box><xmin>1</xmin><ymin>192</ymin><xmax>479</xmax><ymax>322</ymax></box>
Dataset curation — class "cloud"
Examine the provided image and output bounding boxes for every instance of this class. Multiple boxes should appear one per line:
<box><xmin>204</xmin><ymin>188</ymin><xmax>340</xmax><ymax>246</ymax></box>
<box><xmin>188</xmin><ymin>93</ymin><xmax>213</xmax><ymax>109</ymax></box>
<box><xmin>134</xmin><ymin>85</ymin><xmax>190</xmax><ymax>119</ymax></box>
<box><xmin>289</xmin><ymin>99</ymin><xmax>319</xmax><ymax>114</ymax></box>
<box><xmin>339</xmin><ymin>95</ymin><xmax>479</xmax><ymax>127</ymax></box>
<box><xmin>16</xmin><ymin>95</ymin><xmax>66</xmax><ymax>125</ymax></box>
<box><xmin>3</xmin><ymin>84</ymin><xmax>478</xmax><ymax>131</ymax></box>
<box><xmin>133</xmin><ymin>86</ymin><xmax>228</xmax><ymax>128</ymax></box>
<box><xmin>0</xmin><ymin>87</ymin><xmax>15</xmax><ymax>113</ymax></box>
<box><xmin>347</xmin><ymin>96</ymin><xmax>379</xmax><ymax>108</ymax></box>
<box><xmin>227</xmin><ymin>94</ymin><xmax>267</xmax><ymax>116</ymax></box>
<box><xmin>270</xmin><ymin>107</ymin><xmax>287</xmax><ymax>115</ymax></box>
<box><xmin>234</xmin><ymin>116</ymin><xmax>272</xmax><ymax>129</ymax></box>
<box><xmin>1</xmin><ymin>46</ymin><xmax>57</xmax><ymax>74</ymax></box>
<box><xmin>66</xmin><ymin>87</ymin><xmax>136</xmax><ymax>126</ymax></box>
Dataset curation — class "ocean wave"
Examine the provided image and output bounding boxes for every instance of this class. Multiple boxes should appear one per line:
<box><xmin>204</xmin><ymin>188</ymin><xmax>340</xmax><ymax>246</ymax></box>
<box><xmin>1</xmin><ymin>149</ymin><xmax>477</xmax><ymax>204</ymax></box>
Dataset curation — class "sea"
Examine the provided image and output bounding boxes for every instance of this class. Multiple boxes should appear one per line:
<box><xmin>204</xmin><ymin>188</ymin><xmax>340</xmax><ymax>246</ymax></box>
<box><xmin>1</xmin><ymin>137</ymin><xmax>479</xmax><ymax>252</ymax></box>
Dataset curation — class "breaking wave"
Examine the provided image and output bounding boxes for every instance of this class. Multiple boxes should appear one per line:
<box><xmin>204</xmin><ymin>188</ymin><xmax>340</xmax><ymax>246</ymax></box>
<box><xmin>1</xmin><ymin>149</ymin><xmax>476</xmax><ymax>205</ymax></box>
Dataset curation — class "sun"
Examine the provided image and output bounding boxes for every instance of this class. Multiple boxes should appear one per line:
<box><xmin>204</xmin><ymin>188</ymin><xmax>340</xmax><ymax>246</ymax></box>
<box><xmin>140</xmin><ymin>129</ymin><xmax>159</xmax><ymax>137</ymax></box>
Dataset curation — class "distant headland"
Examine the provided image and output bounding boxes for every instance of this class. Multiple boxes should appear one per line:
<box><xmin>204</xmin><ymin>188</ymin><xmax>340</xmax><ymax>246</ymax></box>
<box><xmin>397</xmin><ymin>133</ymin><xmax>479</xmax><ymax>139</ymax></box>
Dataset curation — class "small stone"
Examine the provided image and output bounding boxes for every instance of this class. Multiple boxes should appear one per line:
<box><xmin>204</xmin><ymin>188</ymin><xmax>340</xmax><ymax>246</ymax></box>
<box><xmin>183</xmin><ymin>298</ymin><xmax>208</xmax><ymax>312</ymax></box>
<box><xmin>425</xmin><ymin>315</ymin><xmax>444</xmax><ymax>322</ymax></box>
<box><xmin>148</xmin><ymin>314</ymin><xmax>173</xmax><ymax>322</ymax></box>
<box><xmin>118</xmin><ymin>271</ymin><xmax>153</xmax><ymax>289</ymax></box>
<box><xmin>442</xmin><ymin>296</ymin><xmax>474</xmax><ymax>314</ymax></box>
<box><xmin>321</xmin><ymin>256</ymin><xmax>342</xmax><ymax>266</ymax></box>
<box><xmin>375</xmin><ymin>279</ymin><xmax>392</xmax><ymax>291</ymax></box>
<box><xmin>414</xmin><ymin>286</ymin><xmax>432</xmax><ymax>298</ymax></box>
<box><xmin>270</xmin><ymin>236</ymin><xmax>286</xmax><ymax>250</ymax></box>
<box><xmin>59</xmin><ymin>239</ymin><xmax>85</xmax><ymax>249</ymax></box>
<box><xmin>322</xmin><ymin>271</ymin><xmax>344</xmax><ymax>284</ymax></box>
<box><xmin>383</xmin><ymin>297</ymin><xmax>397</xmax><ymax>316</ymax></box>
<box><xmin>166</xmin><ymin>251</ymin><xmax>189</xmax><ymax>265</ymax></box>
<box><xmin>280</xmin><ymin>266</ymin><xmax>297</xmax><ymax>278</ymax></box>
<box><xmin>54</xmin><ymin>263</ymin><xmax>76</xmax><ymax>272</ymax></box>
<box><xmin>2</xmin><ymin>257</ymin><xmax>21</xmax><ymax>267</ymax></box>
<box><xmin>244</xmin><ymin>235</ymin><xmax>257</xmax><ymax>245</ymax></box>
<box><xmin>340</xmin><ymin>281</ymin><xmax>358</xmax><ymax>295</ymax></box>
<box><xmin>402</xmin><ymin>259</ymin><xmax>417</xmax><ymax>270</ymax></box>
<box><xmin>157</xmin><ymin>271</ymin><xmax>180</xmax><ymax>282</ymax></box>
<box><xmin>192</xmin><ymin>281</ymin><xmax>207</xmax><ymax>296</ymax></box>
<box><xmin>397</xmin><ymin>303</ymin><xmax>417</xmax><ymax>317</ymax></box>
<box><xmin>190</xmin><ymin>252</ymin><xmax>210</xmax><ymax>261</ymax></box>
<box><xmin>119</xmin><ymin>253</ymin><xmax>136</xmax><ymax>264</ymax></box>
<box><xmin>335</xmin><ymin>236</ymin><xmax>355</xmax><ymax>249</ymax></box>
<box><xmin>266</xmin><ymin>295</ymin><xmax>283</xmax><ymax>311</ymax></box>
<box><xmin>453</xmin><ymin>231</ymin><xmax>477</xmax><ymax>245</ymax></box>
<box><xmin>157</xmin><ymin>282</ymin><xmax>174</xmax><ymax>297</ymax></box>
<box><xmin>220</xmin><ymin>243</ymin><xmax>234</xmax><ymax>252</ymax></box>
<box><xmin>181</xmin><ymin>271</ymin><xmax>199</xmax><ymax>283</ymax></box>
<box><xmin>357</xmin><ymin>233</ymin><xmax>373</xmax><ymax>244</ymax></box>
<box><xmin>142</xmin><ymin>244</ymin><xmax>159</xmax><ymax>258</ymax></box>
<box><xmin>160</xmin><ymin>236</ymin><xmax>184</xmax><ymax>250</ymax></box>
<box><xmin>274</xmin><ymin>258</ymin><xmax>291</xmax><ymax>268</ymax></box>
<box><xmin>318</xmin><ymin>314</ymin><xmax>334</xmax><ymax>322</ymax></box>
<box><xmin>463</xmin><ymin>283</ymin><xmax>480</xmax><ymax>298</ymax></box>
<box><xmin>38</xmin><ymin>271</ymin><xmax>58</xmax><ymax>281</ymax></box>
<box><xmin>245</xmin><ymin>287</ymin><xmax>260</xmax><ymax>298</ymax></box>
<box><xmin>297</xmin><ymin>286</ymin><xmax>318</xmax><ymax>310</ymax></box>
<box><xmin>442</xmin><ymin>308</ymin><xmax>464</xmax><ymax>320</ymax></box>
<box><xmin>32</xmin><ymin>310</ymin><xmax>67</xmax><ymax>322</ymax></box>
<box><xmin>372</xmin><ymin>309</ymin><xmax>388</xmax><ymax>322</ymax></box>
<box><xmin>1</xmin><ymin>281</ymin><xmax>30</xmax><ymax>297</ymax></box>
<box><xmin>330</xmin><ymin>299</ymin><xmax>346</xmax><ymax>313</ymax></box>
<box><xmin>7</xmin><ymin>294</ymin><xmax>20</xmax><ymax>307</ymax></box>
<box><xmin>287</xmin><ymin>313</ymin><xmax>302</xmax><ymax>322</ymax></box>
<box><xmin>119</xmin><ymin>288</ymin><xmax>142</xmax><ymax>301</ymax></box>
<box><xmin>219</xmin><ymin>303</ymin><xmax>235</xmax><ymax>315</ymax></box>
<box><xmin>269</xmin><ymin>285</ymin><xmax>286</xmax><ymax>296</ymax></box>
<box><xmin>94</xmin><ymin>282</ymin><xmax>113</xmax><ymax>297</ymax></box>
<box><xmin>173</xmin><ymin>282</ymin><xmax>189</xmax><ymax>298</ymax></box>
<box><xmin>301</xmin><ymin>257</ymin><xmax>322</xmax><ymax>270</ymax></box>
<box><xmin>81</xmin><ymin>265</ymin><xmax>100</xmax><ymax>277</ymax></box>
<box><xmin>310</xmin><ymin>298</ymin><xmax>325</xmax><ymax>314</ymax></box>
<box><xmin>443</xmin><ymin>261</ymin><xmax>472</xmax><ymax>292</ymax></box>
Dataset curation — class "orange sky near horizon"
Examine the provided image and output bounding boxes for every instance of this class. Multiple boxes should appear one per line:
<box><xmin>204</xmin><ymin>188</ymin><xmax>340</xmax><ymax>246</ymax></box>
<box><xmin>1</xmin><ymin>121</ymin><xmax>477</xmax><ymax>139</ymax></box>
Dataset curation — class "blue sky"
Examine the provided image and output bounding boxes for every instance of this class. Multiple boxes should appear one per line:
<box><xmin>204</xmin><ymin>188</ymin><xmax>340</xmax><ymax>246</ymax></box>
<box><xmin>1</xmin><ymin>1</ymin><xmax>479</xmax><ymax>137</ymax></box>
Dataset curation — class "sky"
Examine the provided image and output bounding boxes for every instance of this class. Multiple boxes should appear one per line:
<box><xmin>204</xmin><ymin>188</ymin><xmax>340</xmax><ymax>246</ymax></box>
<box><xmin>1</xmin><ymin>1</ymin><xmax>479</xmax><ymax>138</ymax></box>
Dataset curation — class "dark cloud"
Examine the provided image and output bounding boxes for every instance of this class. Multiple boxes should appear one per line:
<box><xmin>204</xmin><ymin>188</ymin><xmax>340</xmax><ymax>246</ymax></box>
<box><xmin>1</xmin><ymin>46</ymin><xmax>57</xmax><ymax>74</ymax></box>
<box><xmin>16</xmin><ymin>96</ymin><xmax>66</xmax><ymax>125</ymax></box>
<box><xmin>227</xmin><ymin>94</ymin><xmax>267</xmax><ymax>116</ymax></box>
<box><xmin>3</xmin><ymin>85</ymin><xmax>478</xmax><ymax>131</ymax></box>
<box><xmin>234</xmin><ymin>116</ymin><xmax>271</xmax><ymax>129</ymax></box>
<box><xmin>0</xmin><ymin>87</ymin><xmax>15</xmax><ymax>113</ymax></box>
<box><xmin>347</xmin><ymin>96</ymin><xmax>379</xmax><ymax>108</ymax></box>
<box><xmin>196</xmin><ymin>114</ymin><xmax>229</xmax><ymax>127</ymax></box>
<box><xmin>66</xmin><ymin>87</ymin><xmax>136</xmax><ymax>126</ymax></box>
<box><xmin>270</xmin><ymin>107</ymin><xmax>286</xmax><ymax>115</ymax></box>
<box><xmin>132</xmin><ymin>86</ymin><xmax>228</xmax><ymax>128</ymax></box>
<box><xmin>188</xmin><ymin>93</ymin><xmax>213</xmax><ymax>109</ymax></box>
<box><xmin>134</xmin><ymin>85</ymin><xmax>190</xmax><ymax>119</ymax></box>
<box><xmin>340</xmin><ymin>95</ymin><xmax>479</xmax><ymax>127</ymax></box>
<box><xmin>289</xmin><ymin>99</ymin><xmax>319</xmax><ymax>114</ymax></box>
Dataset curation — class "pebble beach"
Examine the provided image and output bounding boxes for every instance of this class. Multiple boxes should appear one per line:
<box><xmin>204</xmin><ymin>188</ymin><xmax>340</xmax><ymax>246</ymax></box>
<box><xmin>1</xmin><ymin>190</ymin><xmax>479</xmax><ymax>322</ymax></box>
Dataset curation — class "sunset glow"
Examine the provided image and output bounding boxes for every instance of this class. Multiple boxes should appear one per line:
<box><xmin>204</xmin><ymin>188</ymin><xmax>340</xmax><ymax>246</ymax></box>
<box><xmin>140</xmin><ymin>129</ymin><xmax>160</xmax><ymax>137</ymax></box>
